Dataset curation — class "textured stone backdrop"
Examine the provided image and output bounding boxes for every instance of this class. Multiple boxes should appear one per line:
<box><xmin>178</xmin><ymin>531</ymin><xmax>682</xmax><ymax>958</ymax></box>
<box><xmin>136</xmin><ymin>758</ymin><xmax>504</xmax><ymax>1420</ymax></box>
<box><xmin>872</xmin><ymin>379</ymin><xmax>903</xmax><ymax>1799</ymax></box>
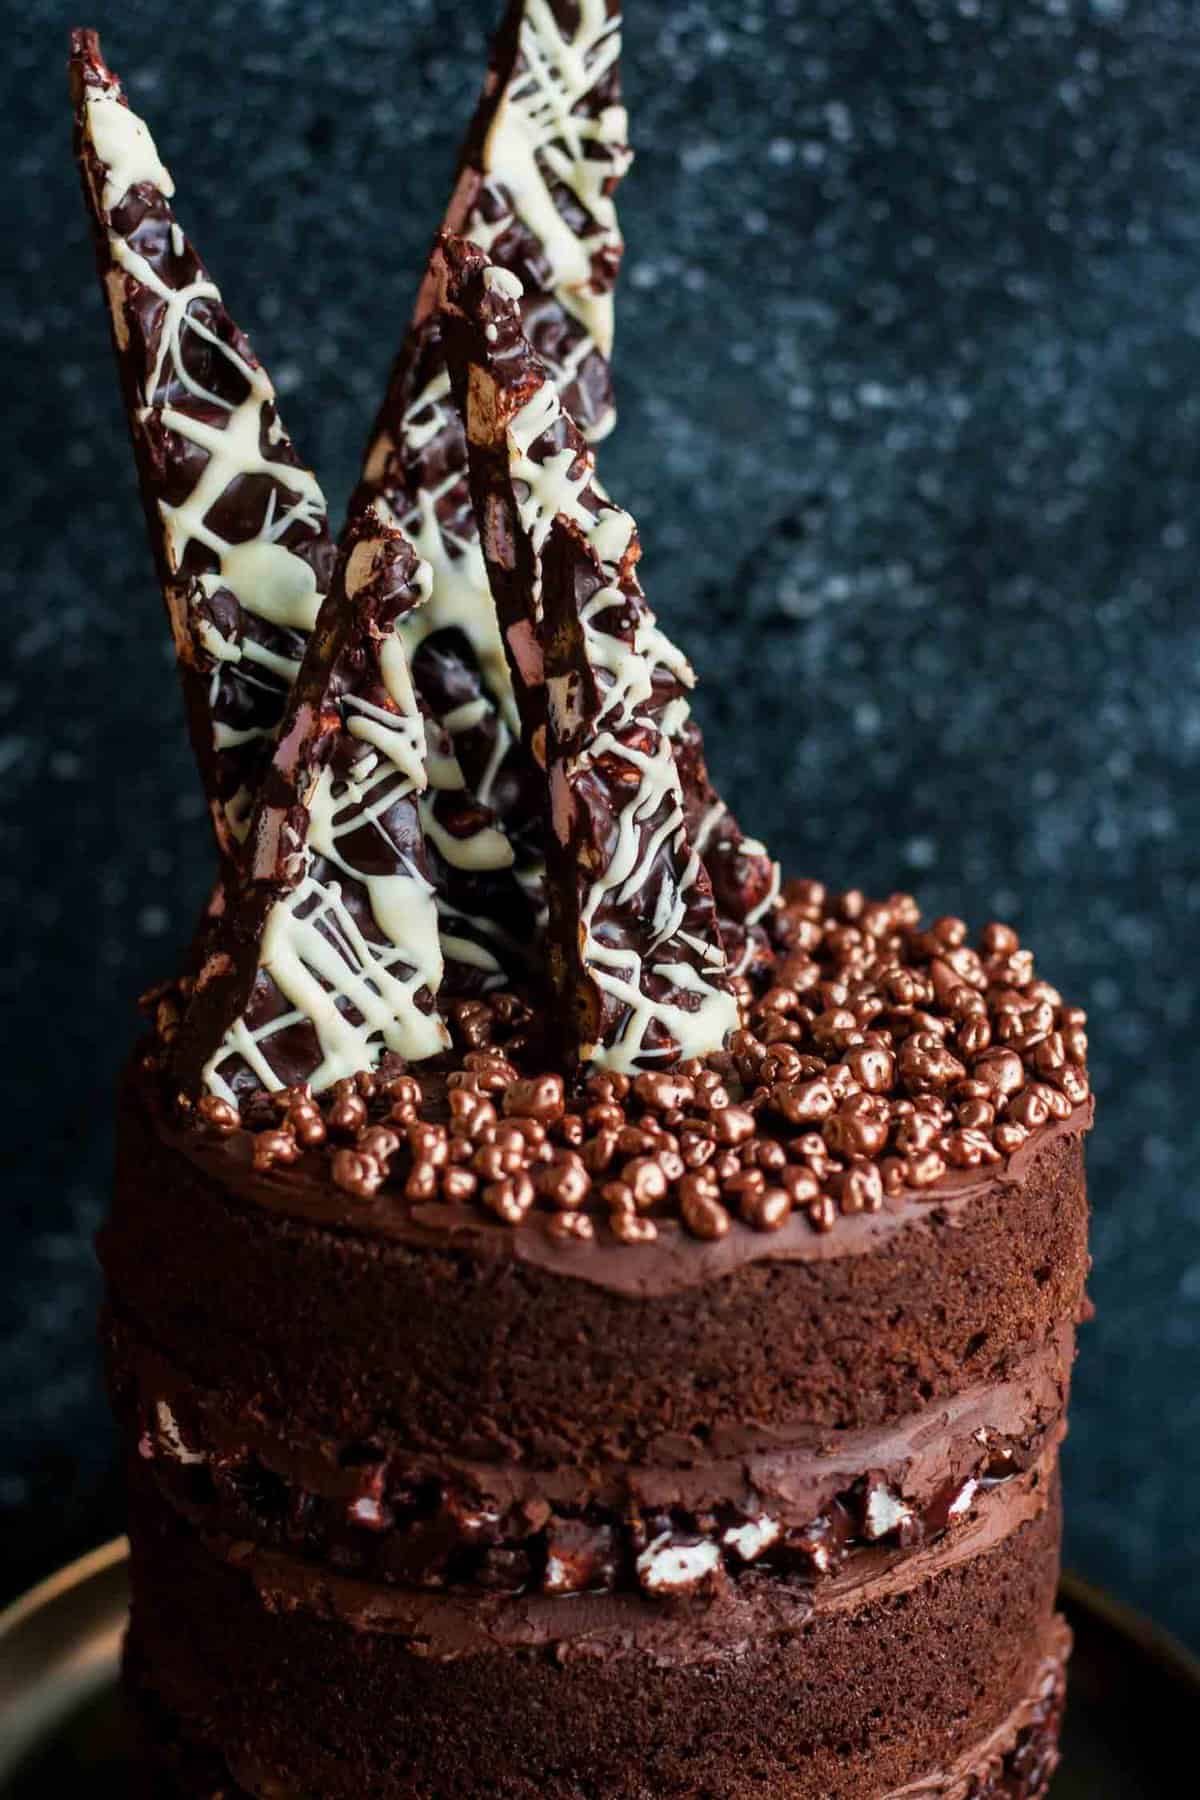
<box><xmin>2</xmin><ymin>0</ymin><xmax>1197</xmax><ymax>1647</ymax></box>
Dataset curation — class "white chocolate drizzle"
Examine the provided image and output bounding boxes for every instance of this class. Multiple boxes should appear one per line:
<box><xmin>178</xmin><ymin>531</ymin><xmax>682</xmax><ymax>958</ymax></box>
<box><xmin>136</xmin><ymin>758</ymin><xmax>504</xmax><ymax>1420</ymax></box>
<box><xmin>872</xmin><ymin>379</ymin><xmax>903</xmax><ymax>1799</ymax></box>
<box><xmin>86</xmin><ymin>88</ymin><xmax>174</xmax><ymax>213</ymax></box>
<box><xmin>481</xmin><ymin>0</ymin><xmax>631</xmax><ymax>377</ymax></box>
<box><xmin>379</xmin><ymin>368</ymin><xmax>519</xmax><ymax>737</ymax></box>
<box><xmin>458</xmin><ymin>279</ymin><xmax>738</xmax><ymax>1070</ymax></box>
<box><xmin>350</xmin><ymin>3</ymin><xmax>633</xmax><ymax>956</ymax></box>
<box><xmin>199</xmin><ymin>527</ymin><xmax>452</xmax><ymax>1100</ymax></box>
<box><xmin>77</xmin><ymin>65</ymin><xmax>332</xmax><ymax>863</ymax></box>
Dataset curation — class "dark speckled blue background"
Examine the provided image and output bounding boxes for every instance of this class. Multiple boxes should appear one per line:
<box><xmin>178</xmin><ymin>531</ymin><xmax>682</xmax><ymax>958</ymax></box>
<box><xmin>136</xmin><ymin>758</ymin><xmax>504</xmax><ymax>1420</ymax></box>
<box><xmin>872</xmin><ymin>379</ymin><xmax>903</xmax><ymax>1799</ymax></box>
<box><xmin>2</xmin><ymin>0</ymin><xmax>1197</xmax><ymax>1648</ymax></box>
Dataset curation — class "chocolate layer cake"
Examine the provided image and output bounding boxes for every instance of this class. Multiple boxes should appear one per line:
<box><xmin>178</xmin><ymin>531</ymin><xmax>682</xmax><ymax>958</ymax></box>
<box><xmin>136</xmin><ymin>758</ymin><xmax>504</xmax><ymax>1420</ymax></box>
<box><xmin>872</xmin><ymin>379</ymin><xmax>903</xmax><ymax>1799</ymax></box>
<box><xmin>71</xmin><ymin>8</ymin><xmax>1092</xmax><ymax>1798</ymax></box>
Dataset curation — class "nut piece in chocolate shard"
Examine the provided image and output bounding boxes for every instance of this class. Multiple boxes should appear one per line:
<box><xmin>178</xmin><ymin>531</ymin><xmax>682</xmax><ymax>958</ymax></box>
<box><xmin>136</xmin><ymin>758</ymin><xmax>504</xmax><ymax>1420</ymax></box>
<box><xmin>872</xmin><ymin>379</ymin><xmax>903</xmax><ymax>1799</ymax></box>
<box><xmin>438</xmin><ymin>238</ymin><xmax>739</xmax><ymax>1071</ymax></box>
<box><xmin>348</xmin><ymin>1</ymin><xmax>632</xmax><ymax>906</ymax></box>
<box><xmin>443</xmin><ymin>0</ymin><xmax>632</xmax><ymax>439</ymax></box>
<box><xmin>69</xmin><ymin>31</ymin><xmax>335</xmax><ymax>871</ymax></box>
<box><xmin>171</xmin><ymin>509</ymin><xmax>451</xmax><ymax>1103</ymax></box>
<box><xmin>437</xmin><ymin>234</ymin><xmax>779</xmax><ymax>970</ymax></box>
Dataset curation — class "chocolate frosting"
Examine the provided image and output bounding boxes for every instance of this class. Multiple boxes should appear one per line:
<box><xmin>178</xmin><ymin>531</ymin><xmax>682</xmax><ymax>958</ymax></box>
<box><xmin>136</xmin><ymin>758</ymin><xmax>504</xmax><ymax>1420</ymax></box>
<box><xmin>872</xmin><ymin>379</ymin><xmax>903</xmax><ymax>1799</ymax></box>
<box><xmin>196</xmin><ymin>1452</ymin><xmax>1057</xmax><ymax>1662</ymax></box>
<box><xmin>116</xmin><ymin>1314</ymin><xmax>1071</xmax><ymax>1604</ymax></box>
<box><xmin>149</xmin><ymin>1055</ymin><xmax>1091</xmax><ymax>1297</ymax></box>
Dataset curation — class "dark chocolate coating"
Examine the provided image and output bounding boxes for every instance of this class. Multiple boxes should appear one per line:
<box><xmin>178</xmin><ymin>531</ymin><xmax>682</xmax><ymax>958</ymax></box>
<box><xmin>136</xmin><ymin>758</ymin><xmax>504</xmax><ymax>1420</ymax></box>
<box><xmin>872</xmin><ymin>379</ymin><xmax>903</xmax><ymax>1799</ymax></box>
<box><xmin>169</xmin><ymin>512</ymin><xmax>445</xmax><ymax>1098</ymax></box>
<box><xmin>69</xmin><ymin>31</ymin><xmax>336</xmax><ymax>873</ymax></box>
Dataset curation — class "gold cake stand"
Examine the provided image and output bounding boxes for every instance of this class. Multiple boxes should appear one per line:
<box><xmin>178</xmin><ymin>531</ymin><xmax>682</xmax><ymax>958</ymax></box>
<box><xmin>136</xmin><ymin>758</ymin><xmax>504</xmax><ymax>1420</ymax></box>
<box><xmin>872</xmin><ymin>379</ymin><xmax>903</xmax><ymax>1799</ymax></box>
<box><xmin>0</xmin><ymin>1541</ymin><xmax>1195</xmax><ymax>1795</ymax></box>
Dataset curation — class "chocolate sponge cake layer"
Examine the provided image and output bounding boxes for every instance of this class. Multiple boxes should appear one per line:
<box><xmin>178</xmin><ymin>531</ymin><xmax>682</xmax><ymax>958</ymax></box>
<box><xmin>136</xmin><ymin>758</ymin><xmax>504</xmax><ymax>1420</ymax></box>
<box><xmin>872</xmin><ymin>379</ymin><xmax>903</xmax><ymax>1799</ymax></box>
<box><xmin>131</xmin><ymin>1659</ymin><xmax>1068</xmax><ymax>1800</ymax></box>
<box><xmin>104</xmin><ymin>1064</ymin><xmax>1090</xmax><ymax>1465</ymax></box>
<box><xmin>125</xmin><ymin>1468</ymin><xmax>1064</xmax><ymax>1800</ymax></box>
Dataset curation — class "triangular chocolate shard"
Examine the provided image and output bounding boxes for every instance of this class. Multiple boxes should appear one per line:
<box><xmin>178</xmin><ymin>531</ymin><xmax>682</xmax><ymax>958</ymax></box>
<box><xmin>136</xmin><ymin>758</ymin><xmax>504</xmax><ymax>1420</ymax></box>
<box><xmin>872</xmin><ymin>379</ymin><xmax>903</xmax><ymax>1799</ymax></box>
<box><xmin>70</xmin><ymin>30</ymin><xmax>336</xmax><ymax>870</ymax></box>
<box><xmin>449</xmin><ymin>0</ymin><xmax>630</xmax><ymax>437</ymax></box>
<box><xmin>171</xmin><ymin>509</ymin><xmax>451</xmax><ymax>1101</ymax></box>
<box><xmin>437</xmin><ymin>235</ymin><xmax>779</xmax><ymax>981</ymax></box>
<box><xmin>347</xmin><ymin>1</ymin><xmax>633</xmax><ymax>932</ymax></box>
<box><xmin>366</xmin><ymin>0</ymin><xmax>631</xmax><ymax>466</ymax></box>
<box><xmin>537</xmin><ymin>525</ymin><xmax>742</xmax><ymax>1068</ymax></box>
<box><xmin>438</xmin><ymin>240</ymin><xmax>741</xmax><ymax>1070</ymax></box>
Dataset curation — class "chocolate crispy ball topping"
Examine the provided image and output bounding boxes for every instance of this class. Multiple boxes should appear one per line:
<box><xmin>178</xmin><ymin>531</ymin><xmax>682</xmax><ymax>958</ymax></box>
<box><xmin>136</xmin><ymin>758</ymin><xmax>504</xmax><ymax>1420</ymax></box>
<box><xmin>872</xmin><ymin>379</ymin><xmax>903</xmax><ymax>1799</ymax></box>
<box><xmin>160</xmin><ymin>882</ymin><xmax>1090</xmax><ymax>1246</ymax></box>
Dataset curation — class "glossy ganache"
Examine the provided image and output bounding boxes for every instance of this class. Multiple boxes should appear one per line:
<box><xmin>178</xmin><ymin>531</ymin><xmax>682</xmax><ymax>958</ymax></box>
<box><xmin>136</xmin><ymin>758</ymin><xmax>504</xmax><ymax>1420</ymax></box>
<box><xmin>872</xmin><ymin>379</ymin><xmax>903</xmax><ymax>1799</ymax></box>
<box><xmin>105</xmin><ymin>885</ymin><xmax>1091</xmax><ymax>1798</ymax></box>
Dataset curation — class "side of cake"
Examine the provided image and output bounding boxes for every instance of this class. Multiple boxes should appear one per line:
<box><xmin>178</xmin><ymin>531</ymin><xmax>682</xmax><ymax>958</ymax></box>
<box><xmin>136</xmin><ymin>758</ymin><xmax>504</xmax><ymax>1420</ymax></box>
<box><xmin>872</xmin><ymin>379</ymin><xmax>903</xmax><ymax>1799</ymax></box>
<box><xmin>105</xmin><ymin>890</ymin><xmax>1089</xmax><ymax>1798</ymax></box>
<box><xmin>70</xmin><ymin>7</ymin><xmax>1092</xmax><ymax>1798</ymax></box>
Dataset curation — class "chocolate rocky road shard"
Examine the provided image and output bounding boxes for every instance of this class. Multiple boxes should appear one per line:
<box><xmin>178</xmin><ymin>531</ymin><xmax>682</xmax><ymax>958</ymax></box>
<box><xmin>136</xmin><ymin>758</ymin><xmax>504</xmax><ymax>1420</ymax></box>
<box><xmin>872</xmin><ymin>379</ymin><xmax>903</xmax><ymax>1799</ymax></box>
<box><xmin>70</xmin><ymin>31</ymin><xmax>525</xmax><ymax>995</ymax></box>
<box><xmin>437</xmin><ymin>238</ymin><xmax>741</xmax><ymax>1070</ymax></box>
<box><xmin>438</xmin><ymin>231</ymin><xmax>779</xmax><ymax>967</ymax></box>
<box><xmin>171</xmin><ymin>509</ymin><xmax>452</xmax><ymax>1103</ymax></box>
<box><xmin>70</xmin><ymin>29</ymin><xmax>336</xmax><ymax>874</ymax></box>
<box><xmin>348</xmin><ymin>0</ymin><xmax>633</xmax><ymax>925</ymax></box>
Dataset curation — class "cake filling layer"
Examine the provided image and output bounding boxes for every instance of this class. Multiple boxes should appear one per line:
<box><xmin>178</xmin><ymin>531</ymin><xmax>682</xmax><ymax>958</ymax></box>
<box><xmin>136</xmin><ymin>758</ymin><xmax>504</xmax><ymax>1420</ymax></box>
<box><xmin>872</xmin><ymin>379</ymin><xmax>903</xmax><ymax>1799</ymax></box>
<box><xmin>156</xmin><ymin>1449</ymin><xmax>1057</xmax><ymax>1655</ymax></box>
<box><xmin>112</xmin><ymin>1317</ymin><xmax>1071</xmax><ymax>1603</ymax></box>
<box><xmin>126</xmin><ymin>1477</ymin><xmax>1064</xmax><ymax>1799</ymax></box>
